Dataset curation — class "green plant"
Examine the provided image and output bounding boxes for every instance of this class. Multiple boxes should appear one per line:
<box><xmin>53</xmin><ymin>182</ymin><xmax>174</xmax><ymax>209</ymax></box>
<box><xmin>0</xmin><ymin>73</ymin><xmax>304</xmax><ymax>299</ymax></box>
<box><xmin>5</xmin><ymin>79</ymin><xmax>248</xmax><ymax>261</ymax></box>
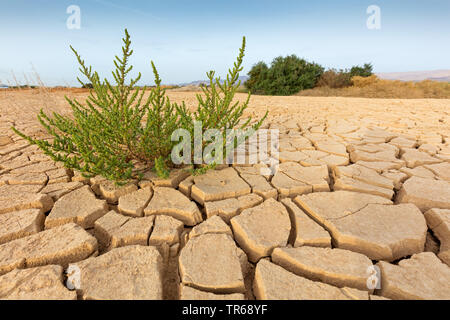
<box><xmin>245</xmin><ymin>55</ymin><xmax>323</xmax><ymax>95</ymax></box>
<box><xmin>12</xmin><ymin>30</ymin><xmax>266</xmax><ymax>184</ymax></box>
<box><xmin>176</xmin><ymin>37</ymin><xmax>267</xmax><ymax>173</ymax></box>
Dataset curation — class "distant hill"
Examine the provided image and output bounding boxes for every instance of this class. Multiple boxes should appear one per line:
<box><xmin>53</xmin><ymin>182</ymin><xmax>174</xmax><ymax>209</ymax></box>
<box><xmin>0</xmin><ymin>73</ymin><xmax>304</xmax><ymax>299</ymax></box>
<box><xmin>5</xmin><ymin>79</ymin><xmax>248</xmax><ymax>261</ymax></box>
<box><xmin>178</xmin><ymin>76</ymin><xmax>249</xmax><ymax>87</ymax></box>
<box><xmin>376</xmin><ymin>70</ymin><xmax>450</xmax><ymax>82</ymax></box>
<box><xmin>428</xmin><ymin>76</ymin><xmax>450</xmax><ymax>82</ymax></box>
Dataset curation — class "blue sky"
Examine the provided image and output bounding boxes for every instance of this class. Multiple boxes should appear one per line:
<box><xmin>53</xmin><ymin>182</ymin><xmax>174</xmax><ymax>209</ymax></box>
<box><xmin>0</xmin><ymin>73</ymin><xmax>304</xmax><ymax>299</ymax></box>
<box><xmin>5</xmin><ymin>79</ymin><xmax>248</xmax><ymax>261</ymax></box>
<box><xmin>1</xmin><ymin>0</ymin><xmax>449</xmax><ymax>86</ymax></box>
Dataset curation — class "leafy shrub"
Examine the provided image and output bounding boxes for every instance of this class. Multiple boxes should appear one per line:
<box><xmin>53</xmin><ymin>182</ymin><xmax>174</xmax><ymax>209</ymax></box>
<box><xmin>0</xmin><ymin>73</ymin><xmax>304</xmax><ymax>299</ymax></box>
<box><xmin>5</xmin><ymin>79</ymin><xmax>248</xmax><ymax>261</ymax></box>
<box><xmin>176</xmin><ymin>36</ymin><xmax>267</xmax><ymax>172</ymax></box>
<box><xmin>244</xmin><ymin>61</ymin><xmax>269</xmax><ymax>94</ymax></box>
<box><xmin>245</xmin><ymin>55</ymin><xmax>323</xmax><ymax>95</ymax></box>
<box><xmin>12</xmin><ymin>30</ymin><xmax>266</xmax><ymax>184</ymax></box>
<box><xmin>350</xmin><ymin>63</ymin><xmax>373</xmax><ymax>78</ymax></box>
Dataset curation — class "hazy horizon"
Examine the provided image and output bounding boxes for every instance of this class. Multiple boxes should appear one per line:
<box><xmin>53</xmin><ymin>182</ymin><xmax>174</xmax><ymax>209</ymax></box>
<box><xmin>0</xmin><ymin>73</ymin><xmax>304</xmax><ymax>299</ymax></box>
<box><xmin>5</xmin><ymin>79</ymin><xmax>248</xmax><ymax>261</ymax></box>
<box><xmin>1</xmin><ymin>0</ymin><xmax>449</xmax><ymax>86</ymax></box>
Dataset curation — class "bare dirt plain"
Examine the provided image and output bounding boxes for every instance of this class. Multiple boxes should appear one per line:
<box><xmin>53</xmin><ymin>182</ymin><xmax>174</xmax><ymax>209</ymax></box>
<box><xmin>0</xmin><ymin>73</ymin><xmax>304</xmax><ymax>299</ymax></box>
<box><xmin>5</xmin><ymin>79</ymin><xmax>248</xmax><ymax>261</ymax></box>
<box><xmin>0</xmin><ymin>89</ymin><xmax>450</xmax><ymax>300</ymax></box>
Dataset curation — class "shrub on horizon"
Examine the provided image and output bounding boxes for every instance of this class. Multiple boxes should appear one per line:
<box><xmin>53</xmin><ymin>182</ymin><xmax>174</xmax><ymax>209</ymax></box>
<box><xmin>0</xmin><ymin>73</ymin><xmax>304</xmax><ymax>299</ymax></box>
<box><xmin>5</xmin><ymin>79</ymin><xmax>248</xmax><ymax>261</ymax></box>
<box><xmin>245</xmin><ymin>55</ymin><xmax>324</xmax><ymax>96</ymax></box>
<box><xmin>350</xmin><ymin>63</ymin><xmax>373</xmax><ymax>78</ymax></box>
<box><xmin>244</xmin><ymin>61</ymin><xmax>269</xmax><ymax>95</ymax></box>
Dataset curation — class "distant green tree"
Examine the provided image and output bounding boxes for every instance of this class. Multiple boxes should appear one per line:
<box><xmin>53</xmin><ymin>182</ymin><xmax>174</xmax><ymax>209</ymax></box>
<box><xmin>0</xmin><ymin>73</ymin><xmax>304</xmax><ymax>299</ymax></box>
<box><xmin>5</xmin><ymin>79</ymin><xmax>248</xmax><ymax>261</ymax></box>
<box><xmin>350</xmin><ymin>63</ymin><xmax>373</xmax><ymax>78</ymax></box>
<box><xmin>245</xmin><ymin>61</ymin><xmax>269</xmax><ymax>94</ymax></box>
<box><xmin>245</xmin><ymin>55</ymin><xmax>324</xmax><ymax>95</ymax></box>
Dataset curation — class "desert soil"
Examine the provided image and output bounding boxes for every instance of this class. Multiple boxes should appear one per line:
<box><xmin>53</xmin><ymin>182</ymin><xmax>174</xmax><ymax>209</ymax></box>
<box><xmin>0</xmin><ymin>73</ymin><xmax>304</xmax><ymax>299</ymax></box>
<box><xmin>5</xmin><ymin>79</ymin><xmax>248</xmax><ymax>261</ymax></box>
<box><xmin>0</xmin><ymin>89</ymin><xmax>449</xmax><ymax>300</ymax></box>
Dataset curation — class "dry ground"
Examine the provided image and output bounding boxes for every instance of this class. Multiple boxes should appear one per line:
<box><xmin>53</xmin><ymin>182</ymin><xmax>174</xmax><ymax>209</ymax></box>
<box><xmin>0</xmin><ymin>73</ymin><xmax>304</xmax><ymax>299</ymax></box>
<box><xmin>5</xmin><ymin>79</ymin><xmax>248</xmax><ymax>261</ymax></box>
<box><xmin>1</xmin><ymin>88</ymin><xmax>449</xmax><ymax>134</ymax></box>
<box><xmin>0</xmin><ymin>89</ymin><xmax>450</xmax><ymax>300</ymax></box>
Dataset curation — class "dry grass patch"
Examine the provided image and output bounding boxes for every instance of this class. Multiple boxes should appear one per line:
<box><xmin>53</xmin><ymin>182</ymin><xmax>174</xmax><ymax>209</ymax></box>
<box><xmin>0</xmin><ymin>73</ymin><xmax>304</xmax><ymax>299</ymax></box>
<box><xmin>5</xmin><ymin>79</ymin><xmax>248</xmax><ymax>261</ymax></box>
<box><xmin>298</xmin><ymin>75</ymin><xmax>450</xmax><ymax>99</ymax></box>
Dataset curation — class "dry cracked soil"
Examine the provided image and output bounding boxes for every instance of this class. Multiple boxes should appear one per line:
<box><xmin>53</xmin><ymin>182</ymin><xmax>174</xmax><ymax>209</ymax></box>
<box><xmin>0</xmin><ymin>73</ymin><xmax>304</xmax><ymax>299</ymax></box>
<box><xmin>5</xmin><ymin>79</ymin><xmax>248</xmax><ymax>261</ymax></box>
<box><xmin>0</xmin><ymin>90</ymin><xmax>449</xmax><ymax>300</ymax></box>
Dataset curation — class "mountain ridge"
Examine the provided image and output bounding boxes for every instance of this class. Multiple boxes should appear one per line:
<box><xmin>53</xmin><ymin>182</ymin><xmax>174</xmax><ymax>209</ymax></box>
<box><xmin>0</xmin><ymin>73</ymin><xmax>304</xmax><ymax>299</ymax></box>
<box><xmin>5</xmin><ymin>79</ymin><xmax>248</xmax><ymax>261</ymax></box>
<box><xmin>177</xmin><ymin>76</ymin><xmax>249</xmax><ymax>87</ymax></box>
<box><xmin>376</xmin><ymin>69</ymin><xmax>450</xmax><ymax>82</ymax></box>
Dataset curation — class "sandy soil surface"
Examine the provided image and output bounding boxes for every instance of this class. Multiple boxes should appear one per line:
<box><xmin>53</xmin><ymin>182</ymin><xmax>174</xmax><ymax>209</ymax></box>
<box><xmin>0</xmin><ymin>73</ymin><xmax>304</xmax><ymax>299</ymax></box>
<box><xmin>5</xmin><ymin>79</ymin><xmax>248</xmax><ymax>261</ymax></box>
<box><xmin>0</xmin><ymin>89</ymin><xmax>449</xmax><ymax>300</ymax></box>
